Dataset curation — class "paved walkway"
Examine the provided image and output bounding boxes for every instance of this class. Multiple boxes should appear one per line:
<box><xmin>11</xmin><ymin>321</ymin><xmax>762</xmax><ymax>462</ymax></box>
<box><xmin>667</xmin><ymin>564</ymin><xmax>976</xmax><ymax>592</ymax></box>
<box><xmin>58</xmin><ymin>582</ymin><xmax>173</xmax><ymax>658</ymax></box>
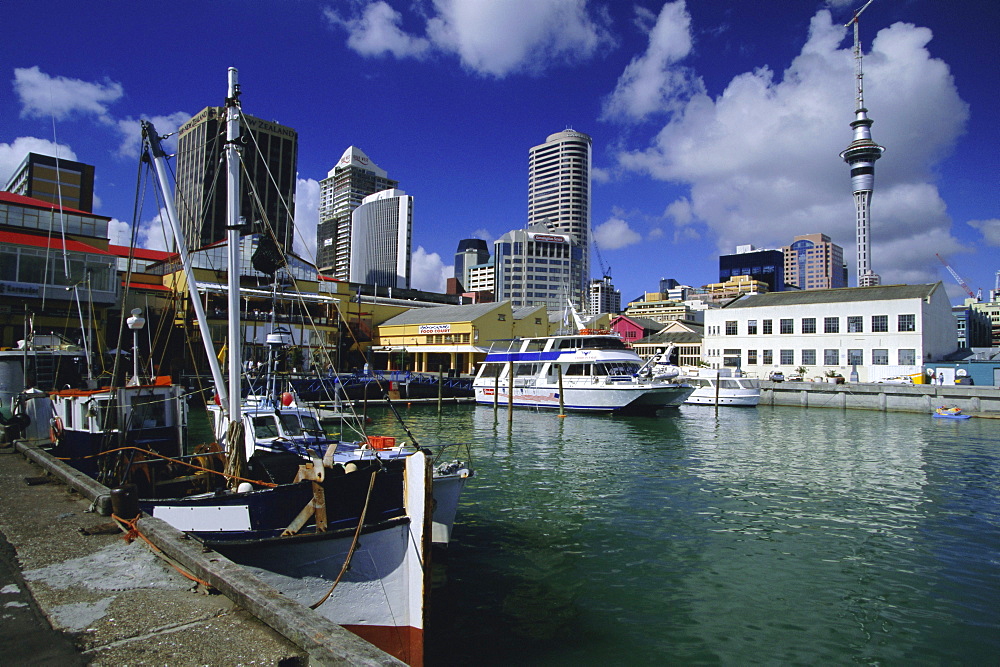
<box><xmin>0</xmin><ymin>442</ymin><xmax>307</xmax><ymax>666</ymax></box>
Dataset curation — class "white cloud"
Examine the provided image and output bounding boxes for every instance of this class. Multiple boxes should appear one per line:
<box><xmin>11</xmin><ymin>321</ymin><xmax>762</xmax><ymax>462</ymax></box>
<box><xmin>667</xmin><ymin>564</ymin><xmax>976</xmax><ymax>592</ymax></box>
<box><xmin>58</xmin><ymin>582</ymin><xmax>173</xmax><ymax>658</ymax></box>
<box><xmin>602</xmin><ymin>1</ymin><xmax>701</xmax><ymax>121</ymax></box>
<box><xmin>325</xmin><ymin>0</ymin><xmax>612</xmax><ymax>77</ymax></box>
<box><xmin>0</xmin><ymin>137</ymin><xmax>77</xmax><ymax>184</ymax></box>
<box><xmin>323</xmin><ymin>2</ymin><xmax>430</xmax><ymax>59</ymax></box>
<box><xmin>471</xmin><ymin>228</ymin><xmax>494</xmax><ymax>243</ymax></box>
<box><xmin>410</xmin><ymin>246</ymin><xmax>451</xmax><ymax>292</ymax></box>
<box><xmin>613</xmin><ymin>10</ymin><xmax>970</xmax><ymax>286</ymax></box>
<box><xmin>111</xmin><ymin>209</ymin><xmax>172</xmax><ymax>251</ymax></box>
<box><xmin>293</xmin><ymin>178</ymin><xmax>320</xmax><ymax>261</ymax></box>
<box><xmin>594</xmin><ymin>217</ymin><xmax>641</xmax><ymax>250</ymax></box>
<box><xmin>14</xmin><ymin>67</ymin><xmax>123</xmax><ymax>123</ymax></box>
<box><xmin>968</xmin><ymin>219</ymin><xmax>1000</xmax><ymax>247</ymax></box>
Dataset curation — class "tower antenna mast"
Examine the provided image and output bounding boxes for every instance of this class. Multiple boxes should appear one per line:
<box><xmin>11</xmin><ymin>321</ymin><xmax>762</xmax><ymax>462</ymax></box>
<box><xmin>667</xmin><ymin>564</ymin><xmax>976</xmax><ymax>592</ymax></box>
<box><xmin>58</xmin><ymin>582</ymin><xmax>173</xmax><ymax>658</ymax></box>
<box><xmin>846</xmin><ymin>0</ymin><xmax>877</xmax><ymax>110</ymax></box>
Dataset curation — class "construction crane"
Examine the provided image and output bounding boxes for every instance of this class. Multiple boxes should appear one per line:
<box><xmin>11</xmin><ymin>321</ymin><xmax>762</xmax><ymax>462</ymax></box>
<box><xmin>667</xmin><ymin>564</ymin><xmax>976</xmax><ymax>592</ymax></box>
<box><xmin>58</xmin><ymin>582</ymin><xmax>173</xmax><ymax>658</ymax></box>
<box><xmin>593</xmin><ymin>237</ymin><xmax>611</xmax><ymax>281</ymax></box>
<box><xmin>936</xmin><ymin>253</ymin><xmax>976</xmax><ymax>299</ymax></box>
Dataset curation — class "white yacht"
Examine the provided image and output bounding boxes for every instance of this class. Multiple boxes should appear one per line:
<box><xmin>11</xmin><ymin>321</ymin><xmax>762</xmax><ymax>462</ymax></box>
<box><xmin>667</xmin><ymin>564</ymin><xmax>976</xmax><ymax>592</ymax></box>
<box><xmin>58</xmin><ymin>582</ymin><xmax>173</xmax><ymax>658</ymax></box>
<box><xmin>473</xmin><ymin>331</ymin><xmax>693</xmax><ymax>413</ymax></box>
<box><xmin>681</xmin><ymin>368</ymin><xmax>761</xmax><ymax>407</ymax></box>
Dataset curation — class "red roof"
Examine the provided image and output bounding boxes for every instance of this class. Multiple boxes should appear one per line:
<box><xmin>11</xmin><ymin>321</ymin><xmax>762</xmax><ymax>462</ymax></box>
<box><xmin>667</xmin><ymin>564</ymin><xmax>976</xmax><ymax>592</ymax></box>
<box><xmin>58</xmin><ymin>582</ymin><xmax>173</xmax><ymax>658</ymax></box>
<box><xmin>0</xmin><ymin>191</ymin><xmax>110</xmax><ymax>220</ymax></box>
<box><xmin>0</xmin><ymin>229</ymin><xmax>111</xmax><ymax>255</ymax></box>
<box><xmin>108</xmin><ymin>244</ymin><xmax>175</xmax><ymax>262</ymax></box>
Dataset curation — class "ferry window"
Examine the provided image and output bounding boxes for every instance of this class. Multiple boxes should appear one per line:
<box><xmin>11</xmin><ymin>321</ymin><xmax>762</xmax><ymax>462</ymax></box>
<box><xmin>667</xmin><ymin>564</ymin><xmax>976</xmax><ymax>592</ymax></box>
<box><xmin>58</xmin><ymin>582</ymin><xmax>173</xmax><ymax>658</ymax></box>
<box><xmin>279</xmin><ymin>413</ymin><xmax>304</xmax><ymax>436</ymax></box>
<box><xmin>478</xmin><ymin>364</ymin><xmax>501</xmax><ymax>378</ymax></box>
<box><xmin>847</xmin><ymin>349</ymin><xmax>863</xmax><ymax>365</ymax></box>
<box><xmin>847</xmin><ymin>316</ymin><xmax>863</xmax><ymax>333</ymax></box>
<box><xmin>582</xmin><ymin>337</ymin><xmax>626</xmax><ymax>350</ymax></box>
<box><xmin>253</xmin><ymin>416</ymin><xmax>279</xmax><ymax>439</ymax></box>
<box><xmin>801</xmin><ymin>349</ymin><xmax>816</xmax><ymax>365</ymax></box>
<box><xmin>780</xmin><ymin>349</ymin><xmax>794</xmax><ymax>364</ymax></box>
<box><xmin>872</xmin><ymin>349</ymin><xmax>889</xmax><ymax>365</ymax></box>
<box><xmin>515</xmin><ymin>364</ymin><xmax>537</xmax><ymax>376</ymax></box>
<box><xmin>95</xmin><ymin>400</ymin><xmax>119</xmax><ymax>431</ymax></box>
<box><xmin>300</xmin><ymin>415</ymin><xmax>322</xmax><ymax>432</ymax></box>
<box><xmin>725</xmin><ymin>320</ymin><xmax>737</xmax><ymax>335</ymax></box>
<box><xmin>780</xmin><ymin>319</ymin><xmax>794</xmax><ymax>334</ymax></box>
<box><xmin>747</xmin><ymin>350</ymin><xmax>758</xmax><ymax>364</ymax></box>
<box><xmin>824</xmin><ymin>317</ymin><xmax>839</xmax><ymax>333</ymax></box>
<box><xmin>558</xmin><ymin>339</ymin><xmax>579</xmax><ymax>349</ymax></box>
<box><xmin>898</xmin><ymin>314</ymin><xmax>915</xmax><ymax>332</ymax></box>
<box><xmin>898</xmin><ymin>349</ymin><xmax>916</xmax><ymax>365</ymax></box>
<box><xmin>565</xmin><ymin>363</ymin><xmax>589</xmax><ymax>376</ymax></box>
<box><xmin>824</xmin><ymin>349</ymin><xmax>839</xmax><ymax>365</ymax></box>
<box><xmin>802</xmin><ymin>318</ymin><xmax>816</xmax><ymax>334</ymax></box>
<box><xmin>762</xmin><ymin>350</ymin><xmax>773</xmax><ymax>365</ymax></box>
<box><xmin>762</xmin><ymin>320</ymin><xmax>773</xmax><ymax>335</ymax></box>
<box><xmin>872</xmin><ymin>315</ymin><xmax>888</xmax><ymax>332</ymax></box>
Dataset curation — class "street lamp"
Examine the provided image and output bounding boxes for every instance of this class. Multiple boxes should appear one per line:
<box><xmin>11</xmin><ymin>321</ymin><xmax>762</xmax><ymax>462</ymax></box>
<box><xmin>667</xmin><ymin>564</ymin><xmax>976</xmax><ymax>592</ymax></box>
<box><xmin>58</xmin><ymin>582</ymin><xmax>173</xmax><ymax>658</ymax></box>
<box><xmin>126</xmin><ymin>308</ymin><xmax>145</xmax><ymax>385</ymax></box>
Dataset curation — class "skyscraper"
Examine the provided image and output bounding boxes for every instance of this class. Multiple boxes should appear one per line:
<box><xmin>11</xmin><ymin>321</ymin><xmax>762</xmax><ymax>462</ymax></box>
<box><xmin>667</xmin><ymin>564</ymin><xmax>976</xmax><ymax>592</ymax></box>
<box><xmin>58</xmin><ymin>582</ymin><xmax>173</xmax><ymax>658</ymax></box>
<box><xmin>719</xmin><ymin>245</ymin><xmax>785</xmax><ymax>293</ymax></box>
<box><xmin>175</xmin><ymin>107</ymin><xmax>298</xmax><ymax>252</ymax></box>
<box><xmin>528</xmin><ymin>129</ymin><xmax>591</xmax><ymax>303</ymax></box>
<box><xmin>454</xmin><ymin>238</ymin><xmax>490</xmax><ymax>292</ymax></box>
<box><xmin>494</xmin><ymin>222</ymin><xmax>581</xmax><ymax>310</ymax></box>
<box><xmin>349</xmin><ymin>189</ymin><xmax>413</xmax><ymax>289</ymax></box>
<box><xmin>840</xmin><ymin>7</ymin><xmax>885</xmax><ymax>287</ymax></box>
<box><xmin>4</xmin><ymin>153</ymin><xmax>95</xmax><ymax>212</ymax></box>
<box><xmin>317</xmin><ymin>146</ymin><xmax>397</xmax><ymax>278</ymax></box>
<box><xmin>782</xmin><ymin>233</ymin><xmax>846</xmax><ymax>290</ymax></box>
<box><xmin>588</xmin><ymin>276</ymin><xmax>621</xmax><ymax>315</ymax></box>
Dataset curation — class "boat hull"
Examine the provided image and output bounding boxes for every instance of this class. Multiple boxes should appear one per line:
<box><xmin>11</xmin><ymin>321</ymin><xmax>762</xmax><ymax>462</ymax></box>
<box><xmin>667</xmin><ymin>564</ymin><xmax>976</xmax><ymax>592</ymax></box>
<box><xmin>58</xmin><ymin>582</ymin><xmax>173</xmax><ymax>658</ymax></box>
<box><xmin>684</xmin><ymin>389</ymin><xmax>760</xmax><ymax>407</ymax></box>
<box><xmin>473</xmin><ymin>383</ymin><xmax>692</xmax><ymax>413</ymax></box>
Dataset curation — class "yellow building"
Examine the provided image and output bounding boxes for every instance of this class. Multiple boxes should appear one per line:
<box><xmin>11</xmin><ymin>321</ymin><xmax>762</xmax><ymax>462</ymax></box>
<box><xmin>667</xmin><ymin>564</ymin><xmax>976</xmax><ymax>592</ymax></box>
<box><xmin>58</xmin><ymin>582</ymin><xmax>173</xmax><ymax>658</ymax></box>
<box><xmin>374</xmin><ymin>302</ymin><xmax>550</xmax><ymax>375</ymax></box>
<box><xmin>702</xmin><ymin>275</ymin><xmax>770</xmax><ymax>303</ymax></box>
<box><xmin>624</xmin><ymin>293</ymin><xmax>702</xmax><ymax>324</ymax></box>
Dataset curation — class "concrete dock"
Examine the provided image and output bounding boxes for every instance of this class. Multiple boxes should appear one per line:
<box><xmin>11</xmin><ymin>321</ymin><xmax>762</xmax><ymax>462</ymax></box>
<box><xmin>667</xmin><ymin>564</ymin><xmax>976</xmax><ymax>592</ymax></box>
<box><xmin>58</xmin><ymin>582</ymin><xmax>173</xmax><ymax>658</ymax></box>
<box><xmin>0</xmin><ymin>440</ymin><xmax>404</xmax><ymax>666</ymax></box>
<box><xmin>760</xmin><ymin>380</ymin><xmax>1000</xmax><ymax>415</ymax></box>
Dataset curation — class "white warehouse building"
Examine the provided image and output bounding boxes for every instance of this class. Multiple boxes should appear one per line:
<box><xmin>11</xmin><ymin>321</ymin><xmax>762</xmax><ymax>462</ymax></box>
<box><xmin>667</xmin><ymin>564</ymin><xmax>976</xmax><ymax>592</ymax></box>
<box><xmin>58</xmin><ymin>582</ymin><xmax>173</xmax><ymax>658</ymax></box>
<box><xmin>703</xmin><ymin>283</ymin><xmax>957</xmax><ymax>382</ymax></box>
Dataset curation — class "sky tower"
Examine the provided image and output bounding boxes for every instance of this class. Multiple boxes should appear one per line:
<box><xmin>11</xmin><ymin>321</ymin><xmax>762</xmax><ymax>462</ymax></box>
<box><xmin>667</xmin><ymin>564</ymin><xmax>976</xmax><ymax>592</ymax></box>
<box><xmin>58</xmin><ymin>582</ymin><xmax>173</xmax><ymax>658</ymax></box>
<box><xmin>840</xmin><ymin>0</ymin><xmax>885</xmax><ymax>287</ymax></box>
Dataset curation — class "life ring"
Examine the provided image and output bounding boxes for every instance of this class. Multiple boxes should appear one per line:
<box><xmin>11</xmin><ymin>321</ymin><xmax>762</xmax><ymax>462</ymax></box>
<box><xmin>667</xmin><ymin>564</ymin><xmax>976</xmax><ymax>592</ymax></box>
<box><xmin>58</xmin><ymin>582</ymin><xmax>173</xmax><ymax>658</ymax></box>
<box><xmin>49</xmin><ymin>416</ymin><xmax>64</xmax><ymax>442</ymax></box>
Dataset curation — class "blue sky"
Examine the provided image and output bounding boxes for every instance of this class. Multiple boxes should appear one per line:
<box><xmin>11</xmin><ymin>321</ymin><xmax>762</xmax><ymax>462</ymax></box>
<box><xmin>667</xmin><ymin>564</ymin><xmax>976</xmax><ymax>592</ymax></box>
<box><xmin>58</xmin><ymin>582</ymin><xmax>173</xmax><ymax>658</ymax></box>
<box><xmin>2</xmin><ymin>0</ymin><xmax>997</xmax><ymax>305</ymax></box>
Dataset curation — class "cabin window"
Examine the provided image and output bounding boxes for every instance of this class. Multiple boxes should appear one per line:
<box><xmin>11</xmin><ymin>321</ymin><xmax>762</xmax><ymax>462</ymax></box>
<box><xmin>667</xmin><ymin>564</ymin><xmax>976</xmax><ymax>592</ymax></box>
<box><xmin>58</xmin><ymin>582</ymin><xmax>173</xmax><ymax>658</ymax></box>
<box><xmin>279</xmin><ymin>413</ymin><xmax>305</xmax><ymax>436</ymax></box>
<box><xmin>253</xmin><ymin>416</ymin><xmax>280</xmax><ymax>439</ymax></box>
<box><xmin>131</xmin><ymin>395</ymin><xmax>167</xmax><ymax>428</ymax></box>
<box><xmin>515</xmin><ymin>363</ymin><xmax>538</xmax><ymax>376</ymax></box>
<box><xmin>95</xmin><ymin>399</ymin><xmax>119</xmax><ymax>431</ymax></box>
<box><xmin>564</xmin><ymin>363</ymin><xmax>590</xmax><ymax>376</ymax></box>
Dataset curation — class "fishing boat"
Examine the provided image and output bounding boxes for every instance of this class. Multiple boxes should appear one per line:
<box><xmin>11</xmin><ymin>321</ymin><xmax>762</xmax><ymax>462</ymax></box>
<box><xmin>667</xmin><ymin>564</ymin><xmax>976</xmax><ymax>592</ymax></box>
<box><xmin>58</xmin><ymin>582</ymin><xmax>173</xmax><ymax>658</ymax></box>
<box><xmin>472</xmin><ymin>330</ymin><xmax>693</xmax><ymax>413</ymax></box>
<box><xmin>14</xmin><ymin>70</ymin><xmax>440</xmax><ymax>665</ymax></box>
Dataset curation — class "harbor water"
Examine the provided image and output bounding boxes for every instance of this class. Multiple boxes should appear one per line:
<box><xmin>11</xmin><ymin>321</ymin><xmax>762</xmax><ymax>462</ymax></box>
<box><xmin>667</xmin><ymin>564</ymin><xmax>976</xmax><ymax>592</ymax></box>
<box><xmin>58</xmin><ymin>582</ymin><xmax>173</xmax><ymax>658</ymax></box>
<box><xmin>355</xmin><ymin>403</ymin><xmax>1000</xmax><ymax>665</ymax></box>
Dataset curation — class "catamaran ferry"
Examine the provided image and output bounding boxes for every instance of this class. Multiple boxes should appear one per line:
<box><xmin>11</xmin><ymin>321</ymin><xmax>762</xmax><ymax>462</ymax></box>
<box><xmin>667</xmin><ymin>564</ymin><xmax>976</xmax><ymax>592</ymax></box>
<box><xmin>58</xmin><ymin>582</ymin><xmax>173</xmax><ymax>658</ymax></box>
<box><xmin>472</xmin><ymin>331</ymin><xmax>693</xmax><ymax>413</ymax></box>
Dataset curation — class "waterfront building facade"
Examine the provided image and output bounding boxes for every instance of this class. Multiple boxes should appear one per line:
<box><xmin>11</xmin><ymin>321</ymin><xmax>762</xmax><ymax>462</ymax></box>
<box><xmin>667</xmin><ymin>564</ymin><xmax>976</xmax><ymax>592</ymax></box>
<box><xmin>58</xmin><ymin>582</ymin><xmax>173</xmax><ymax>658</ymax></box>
<box><xmin>588</xmin><ymin>276</ymin><xmax>621</xmax><ymax>315</ymax></box>
<box><xmin>624</xmin><ymin>293</ymin><xmax>708</xmax><ymax>324</ymax></box>
<box><xmin>0</xmin><ymin>192</ymin><xmax>116</xmax><ymax>349</ymax></box>
<box><xmin>631</xmin><ymin>320</ymin><xmax>705</xmax><ymax>365</ymax></box>
<box><xmin>4</xmin><ymin>153</ymin><xmax>95</xmax><ymax>213</ymax></box>
<box><xmin>528</xmin><ymin>130</ymin><xmax>591</xmax><ymax>304</ymax></box>
<box><xmin>175</xmin><ymin>107</ymin><xmax>298</xmax><ymax>252</ymax></box>
<box><xmin>702</xmin><ymin>283</ymin><xmax>956</xmax><ymax>381</ymax></box>
<box><xmin>317</xmin><ymin>146</ymin><xmax>397</xmax><ymax>278</ymax></box>
<box><xmin>349</xmin><ymin>189</ymin><xmax>413</xmax><ymax>289</ymax></box>
<box><xmin>970</xmin><ymin>300</ymin><xmax>1000</xmax><ymax>347</ymax></box>
<box><xmin>493</xmin><ymin>223</ymin><xmax>582</xmax><ymax>310</ymax></box>
<box><xmin>719</xmin><ymin>245</ymin><xmax>785</xmax><ymax>293</ymax></box>
<box><xmin>953</xmin><ymin>298</ymin><xmax>991</xmax><ymax>348</ymax></box>
<box><xmin>782</xmin><ymin>233</ymin><xmax>847</xmax><ymax>290</ymax></box>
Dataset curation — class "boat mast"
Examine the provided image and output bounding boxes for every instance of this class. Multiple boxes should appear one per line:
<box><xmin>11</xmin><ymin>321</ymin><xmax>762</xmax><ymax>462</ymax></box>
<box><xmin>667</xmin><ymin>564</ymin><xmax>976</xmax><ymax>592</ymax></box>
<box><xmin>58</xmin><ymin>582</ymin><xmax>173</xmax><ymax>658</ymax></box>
<box><xmin>225</xmin><ymin>67</ymin><xmax>243</xmax><ymax>428</ymax></box>
<box><xmin>141</xmin><ymin>121</ymin><xmax>230</xmax><ymax>418</ymax></box>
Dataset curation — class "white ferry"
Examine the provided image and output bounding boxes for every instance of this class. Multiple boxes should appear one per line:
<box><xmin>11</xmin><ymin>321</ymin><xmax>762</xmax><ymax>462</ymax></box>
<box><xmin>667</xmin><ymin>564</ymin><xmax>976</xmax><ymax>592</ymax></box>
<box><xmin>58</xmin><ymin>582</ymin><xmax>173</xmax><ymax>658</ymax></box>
<box><xmin>473</xmin><ymin>331</ymin><xmax>693</xmax><ymax>413</ymax></box>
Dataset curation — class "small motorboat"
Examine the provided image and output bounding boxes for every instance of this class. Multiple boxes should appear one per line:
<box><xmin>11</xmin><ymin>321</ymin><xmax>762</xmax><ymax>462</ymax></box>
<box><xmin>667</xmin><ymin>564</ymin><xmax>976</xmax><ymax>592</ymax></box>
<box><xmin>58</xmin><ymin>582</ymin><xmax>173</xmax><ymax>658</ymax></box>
<box><xmin>934</xmin><ymin>406</ymin><xmax>971</xmax><ymax>419</ymax></box>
